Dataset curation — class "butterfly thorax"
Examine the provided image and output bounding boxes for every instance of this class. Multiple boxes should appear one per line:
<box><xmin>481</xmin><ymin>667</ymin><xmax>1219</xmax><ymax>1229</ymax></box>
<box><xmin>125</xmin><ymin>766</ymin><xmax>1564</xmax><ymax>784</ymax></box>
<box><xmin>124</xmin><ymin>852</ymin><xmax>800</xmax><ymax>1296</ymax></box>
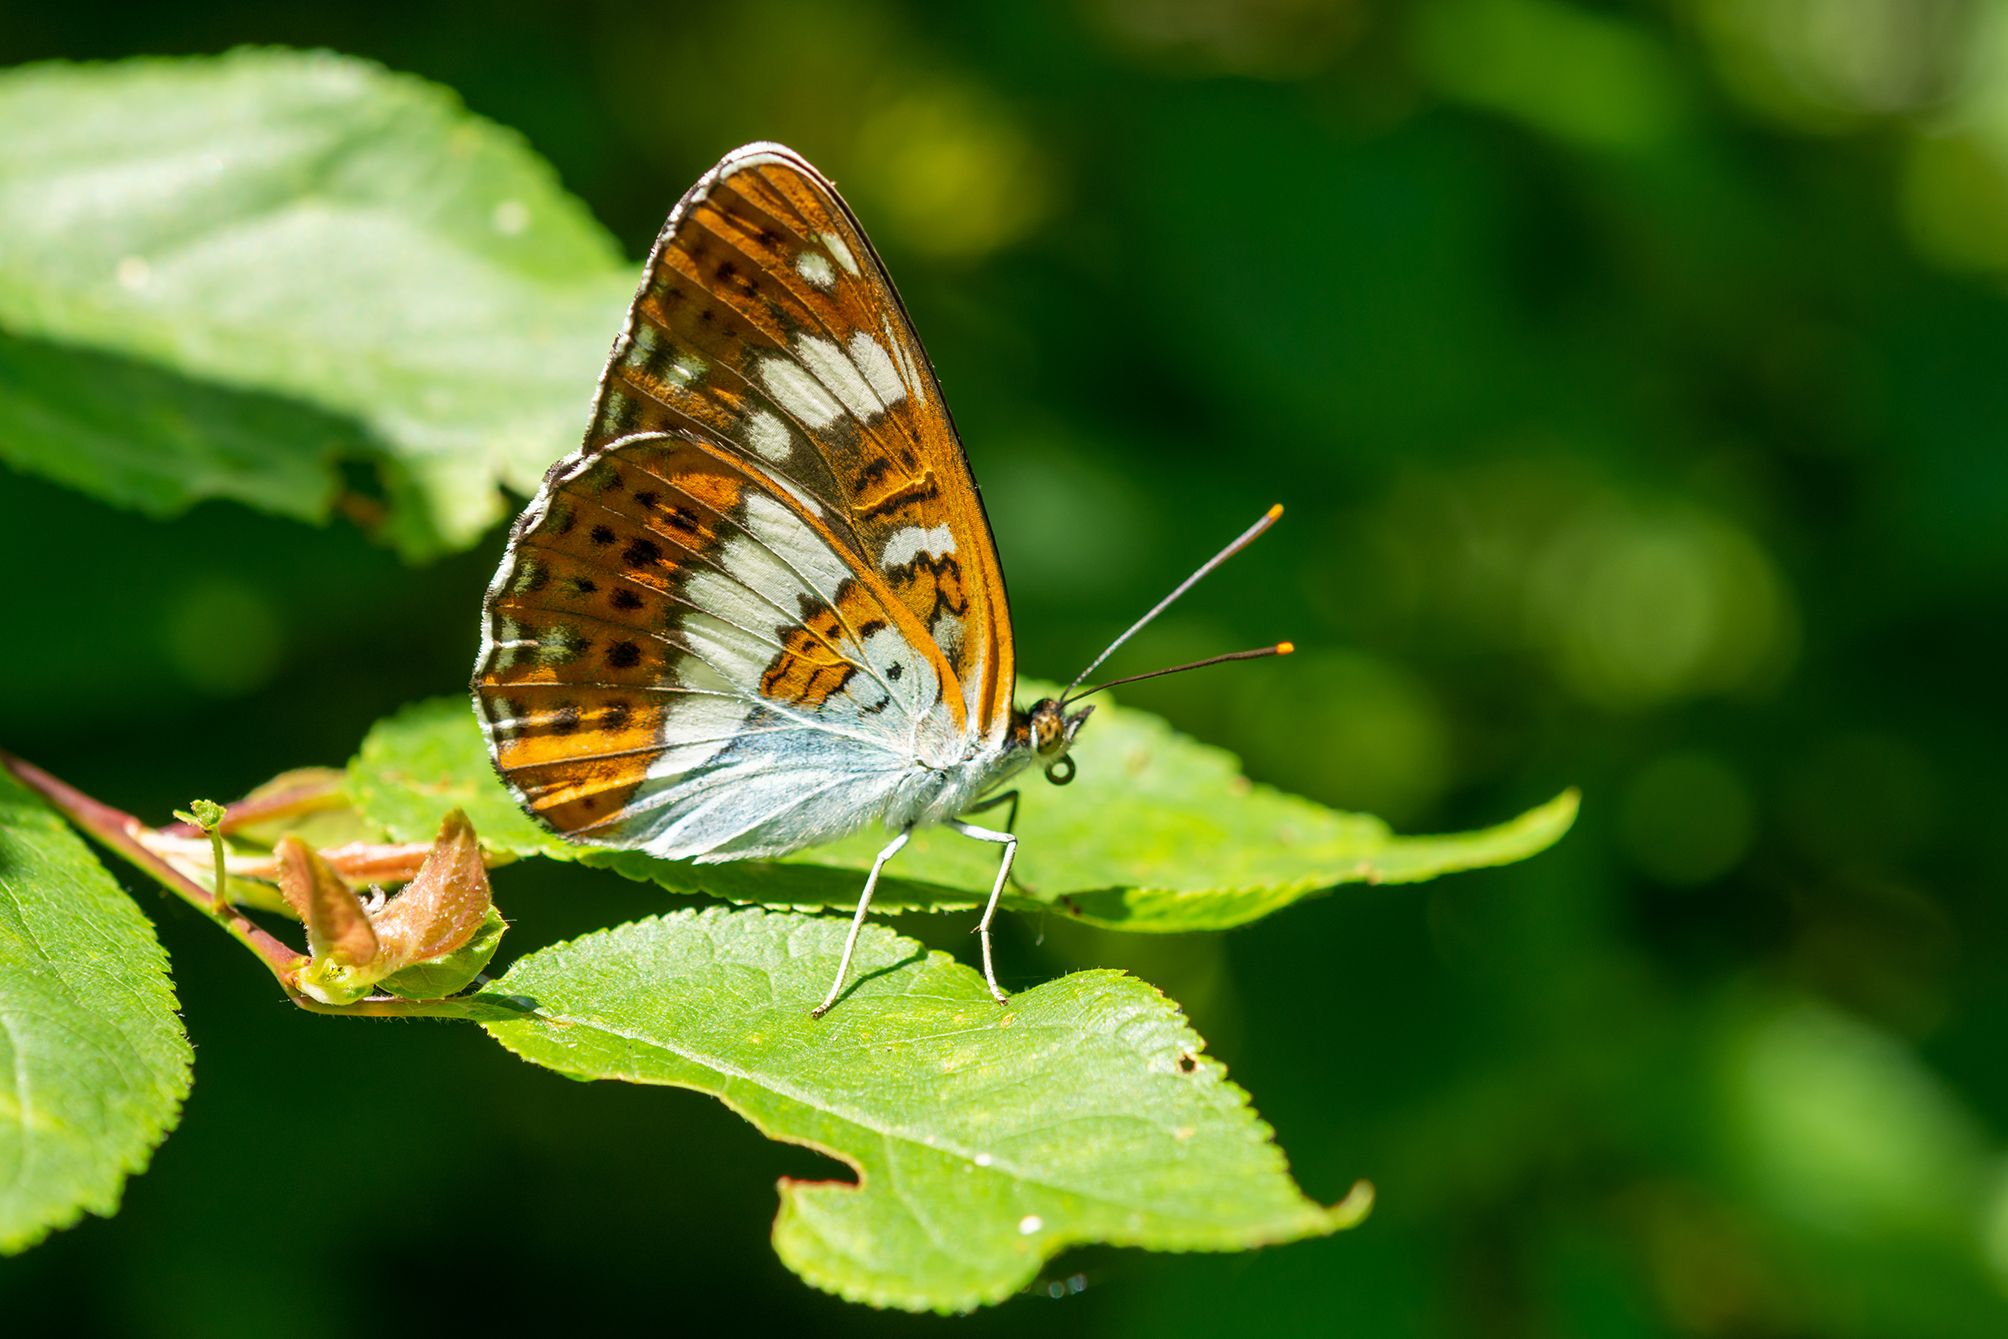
<box><xmin>882</xmin><ymin>733</ymin><xmax>1032</xmax><ymax>833</ymax></box>
<box><xmin>879</xmin><ymin>696</ymin><xmax>1088</xmax><ymax>832</ymax></box>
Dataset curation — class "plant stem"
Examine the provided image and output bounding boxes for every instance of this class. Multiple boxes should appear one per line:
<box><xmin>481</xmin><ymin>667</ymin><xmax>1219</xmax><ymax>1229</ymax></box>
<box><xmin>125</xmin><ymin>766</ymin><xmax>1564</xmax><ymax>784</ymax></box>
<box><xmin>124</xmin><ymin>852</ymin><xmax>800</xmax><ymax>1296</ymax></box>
<box><xmin>2</xmin><ymin>750</ymin><xmax>308</xmax><ymax>986</ymax></box>
<box><xmin>293</xmin><ymin>994</ymin><xmax>504</xmax><ymax>1020</ymax></box>
<box><xmin>1</xmin><ymin>749</ymin><xmax>512</xmax><ymax>1023</ymax></box>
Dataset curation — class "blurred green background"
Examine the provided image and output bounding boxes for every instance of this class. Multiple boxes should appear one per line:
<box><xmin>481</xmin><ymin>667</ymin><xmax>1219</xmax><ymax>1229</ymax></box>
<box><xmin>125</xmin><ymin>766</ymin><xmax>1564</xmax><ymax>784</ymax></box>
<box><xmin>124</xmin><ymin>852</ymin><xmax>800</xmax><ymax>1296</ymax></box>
<box><xmin>2</xmin><ymin>1</ymin><xmax>2003</xmax><ymax>1334</ymax></box>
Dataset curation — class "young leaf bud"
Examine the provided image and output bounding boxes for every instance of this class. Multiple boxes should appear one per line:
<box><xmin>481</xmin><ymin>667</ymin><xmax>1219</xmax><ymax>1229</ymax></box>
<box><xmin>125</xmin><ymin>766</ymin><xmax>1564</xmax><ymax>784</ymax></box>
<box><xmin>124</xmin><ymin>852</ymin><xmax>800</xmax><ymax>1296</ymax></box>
<box><xmin>370</xmin><ymin>810</ymin><xmax>492</xmax><ymax>967</ymax></box>
<box><xmin>275</xmin><ymin>836</ymin><xmax>378</xmax><ymax>968</ymax></box>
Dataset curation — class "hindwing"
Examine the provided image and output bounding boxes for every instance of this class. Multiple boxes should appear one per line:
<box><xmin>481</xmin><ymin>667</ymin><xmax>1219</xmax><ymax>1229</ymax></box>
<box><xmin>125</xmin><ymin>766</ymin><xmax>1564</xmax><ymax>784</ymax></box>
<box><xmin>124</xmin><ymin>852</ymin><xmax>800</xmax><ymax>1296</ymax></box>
<box><xmin>473</xmin><ymin>431</ymin><xmax>968</xmax><ymax>859</ymax></box>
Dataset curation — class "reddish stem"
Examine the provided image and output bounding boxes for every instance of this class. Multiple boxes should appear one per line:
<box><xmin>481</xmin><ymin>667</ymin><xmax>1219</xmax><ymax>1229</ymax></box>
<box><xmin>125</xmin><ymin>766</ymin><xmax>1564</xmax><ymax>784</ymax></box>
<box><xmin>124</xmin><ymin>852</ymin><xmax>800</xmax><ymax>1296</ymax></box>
<box><xmin>3</xmin><ymin>750</ymin><xmax>507</xmax><ymax>1022</ymax></box>
<box><xmin>2</xmin><ymin>749</ymin><xmax>306</xmax><ymax>988</ymax></box>
<box><xmin>231</xmin><ymin>840</ymin><xmax>442</xmax><ymax>886</ymax></box>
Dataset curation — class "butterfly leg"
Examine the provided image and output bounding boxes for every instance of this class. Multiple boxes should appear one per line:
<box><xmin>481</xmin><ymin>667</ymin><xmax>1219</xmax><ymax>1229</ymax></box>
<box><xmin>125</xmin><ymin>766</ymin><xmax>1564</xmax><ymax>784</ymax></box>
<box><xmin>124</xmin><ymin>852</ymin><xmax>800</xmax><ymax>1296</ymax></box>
<box><xmin>948</xmin><ymin>819</ymin><xmax>1017</xmax><ymax>1006</ymax></box>
<box><xmin>810</xmin><ymin>827</ymin><xmax>912</xmax><ymax>1019</ymax></box>
<box><xmin>962</xmin><ymin>788</ymin><xmax>1020</xmax><ymax>831</ymax></box>
<box><xmin>962</xmin><ymin>790</ymin><xmax>1034</xmax><ymax>894</ymax></box>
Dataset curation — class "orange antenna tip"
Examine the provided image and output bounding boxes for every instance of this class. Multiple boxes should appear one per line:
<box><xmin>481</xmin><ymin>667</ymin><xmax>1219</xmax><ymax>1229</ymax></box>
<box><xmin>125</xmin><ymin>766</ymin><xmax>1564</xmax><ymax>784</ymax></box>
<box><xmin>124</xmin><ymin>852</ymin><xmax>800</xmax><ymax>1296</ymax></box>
<box><xmin>1060</xmin><ymin>503</ymin><xmax>1292</xmax><ymax>699</ymax></box>
<box><xmin>1276</xmin><ymin>641</ymin><xmax>1295</xmax><ymax>656</ymax></box>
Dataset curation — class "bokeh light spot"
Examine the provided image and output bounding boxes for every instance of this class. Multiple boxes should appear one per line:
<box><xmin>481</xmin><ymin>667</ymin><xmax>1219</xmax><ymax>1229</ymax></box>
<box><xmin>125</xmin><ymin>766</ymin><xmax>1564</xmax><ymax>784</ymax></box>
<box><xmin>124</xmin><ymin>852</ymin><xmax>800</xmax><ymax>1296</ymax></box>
<box><xmin>1227</xmin><ymin>649</ymin><xmax>1450</xmax><ymax>824</ymax></box>
<box><xmin>1720</xmin><ymin>998</ymin><xmax>1986</xmax><ymax>1238</ymax></box>
<box><xmin>852</xmin><ymin>83</ymin><xmax>1053</xmax><ymax>259</ymax></box>
<box><xmin>1696</xmin><ymin>0</ymin><xmax>1973</xmax><ymax>130</ymax></box>
<box><xmin>1415</xmin><ymin>0</ymin><xmax>1686</xmax><ymax>150</ymax></box>
<box><xmin>1903</xmin><ymin>128</ymin><xmax>2008</xmax><ymax>273</ymax></box>
<box><xmin>161</xmin><ymin>577</ymin><xmax>284</xmax><ymax>697</ymax></box>
<box><xmin>1528</xmin><ymin>503</ymin><xmax>1799</xmax><ymax>710</ymax></box>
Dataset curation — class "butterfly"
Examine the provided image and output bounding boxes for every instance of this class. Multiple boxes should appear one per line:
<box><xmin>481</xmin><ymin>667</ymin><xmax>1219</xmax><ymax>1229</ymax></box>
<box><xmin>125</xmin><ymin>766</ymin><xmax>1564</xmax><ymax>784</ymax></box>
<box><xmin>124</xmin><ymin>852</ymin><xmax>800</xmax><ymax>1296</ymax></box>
<box><xmin>472</xmin><ymin>143</ymin><xmax>1286</xmax><ymax>1015</ymax></box>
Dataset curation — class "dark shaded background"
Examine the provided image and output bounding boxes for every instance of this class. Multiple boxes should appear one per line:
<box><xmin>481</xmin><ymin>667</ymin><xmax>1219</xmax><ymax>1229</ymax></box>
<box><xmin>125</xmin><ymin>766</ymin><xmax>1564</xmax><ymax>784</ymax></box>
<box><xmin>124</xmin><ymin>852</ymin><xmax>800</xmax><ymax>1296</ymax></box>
<box><xmin>3</xmin><ymin>2</ymin><xmax>2003</xmax><ymax>1334</ymax></box>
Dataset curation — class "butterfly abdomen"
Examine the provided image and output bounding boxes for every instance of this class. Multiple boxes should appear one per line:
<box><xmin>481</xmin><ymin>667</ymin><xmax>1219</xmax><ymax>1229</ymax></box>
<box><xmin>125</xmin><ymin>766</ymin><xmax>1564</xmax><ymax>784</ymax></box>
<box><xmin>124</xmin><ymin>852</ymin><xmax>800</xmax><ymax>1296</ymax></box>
<box><xmin>881</xmin><ymin>741</ymin><xmax>1031</xmax><ymax>835</ymax></box>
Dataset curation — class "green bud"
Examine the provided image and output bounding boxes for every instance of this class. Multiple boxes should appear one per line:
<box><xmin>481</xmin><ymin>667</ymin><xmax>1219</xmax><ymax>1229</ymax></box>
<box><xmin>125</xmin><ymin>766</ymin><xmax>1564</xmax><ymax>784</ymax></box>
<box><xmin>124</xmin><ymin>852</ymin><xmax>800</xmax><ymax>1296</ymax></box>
<box><xmin>176</xmin><ymin>798</ymin><xmax>229</xmax><ymax>832</ymax></box>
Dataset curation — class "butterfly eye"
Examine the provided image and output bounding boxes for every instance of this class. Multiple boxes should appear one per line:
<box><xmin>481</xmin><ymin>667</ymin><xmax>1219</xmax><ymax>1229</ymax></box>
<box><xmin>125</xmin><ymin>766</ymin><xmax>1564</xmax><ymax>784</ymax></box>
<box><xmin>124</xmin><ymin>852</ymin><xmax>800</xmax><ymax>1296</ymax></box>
<box><xmin>1044</xmin><ymin>756</ymin><xmax>1076</xmax><ymax>786</ymax></box>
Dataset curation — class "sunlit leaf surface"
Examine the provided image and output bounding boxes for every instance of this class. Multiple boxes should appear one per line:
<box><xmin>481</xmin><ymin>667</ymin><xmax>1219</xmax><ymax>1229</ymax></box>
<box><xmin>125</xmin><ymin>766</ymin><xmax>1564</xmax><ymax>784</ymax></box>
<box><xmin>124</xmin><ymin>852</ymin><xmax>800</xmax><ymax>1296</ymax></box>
<box><xmin>0</xmin><ymin>767</ymin><xmax>192</xmax><ymax>1252</ymax></box>
<box><xmin>379</xmin><ymin>908</ymin><xmax>507</xmax><ymax>1000</ymax></box>
<box><xmin>0</xmin><ymin>50</ymin><xmax>631</xmax><ymax>557</ymax></box>
<box><xmin>478</xmin><ymin>905</ymin><xmax>1370</xmax><ymax>1311</ymax></box>
<box><xmin>350</xmin><ymin>690</ymin><xmax>1574</xmax><ymax>931</ymax></box>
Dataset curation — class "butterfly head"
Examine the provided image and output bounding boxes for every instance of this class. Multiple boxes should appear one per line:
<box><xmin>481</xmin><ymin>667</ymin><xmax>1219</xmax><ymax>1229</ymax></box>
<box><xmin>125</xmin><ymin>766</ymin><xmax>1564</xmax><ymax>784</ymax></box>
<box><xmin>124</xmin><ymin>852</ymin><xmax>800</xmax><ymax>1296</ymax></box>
<box><xmin>1024</xmin><ymin>698</ymin><xmax>1094</xmax><ymax>786</ymax></box>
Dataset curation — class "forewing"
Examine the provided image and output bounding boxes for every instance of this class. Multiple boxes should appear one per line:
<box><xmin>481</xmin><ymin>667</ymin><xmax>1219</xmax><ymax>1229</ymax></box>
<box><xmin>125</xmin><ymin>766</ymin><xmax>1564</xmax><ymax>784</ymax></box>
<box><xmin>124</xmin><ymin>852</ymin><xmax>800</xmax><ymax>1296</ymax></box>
<box><xmin>473</xmin><ymin>432</ymin><xmax>963</xmax><ymax>860</ymax></box>
<box><xmin>587</xmin><ymin>143</ymin><xmax>1014</xmax><ymax>740</ymax></box>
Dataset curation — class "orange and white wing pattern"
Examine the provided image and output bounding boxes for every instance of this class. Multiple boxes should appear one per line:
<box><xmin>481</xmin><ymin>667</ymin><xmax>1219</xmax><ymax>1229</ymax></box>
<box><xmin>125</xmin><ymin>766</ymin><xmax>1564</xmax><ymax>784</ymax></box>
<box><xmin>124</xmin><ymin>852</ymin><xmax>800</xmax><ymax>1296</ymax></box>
<box><xmin>474</xmin><ymin>430</ymin><xmax>988</xmax><ymax>858</ymax></box>
<box><xmin>588</xmin><ymin>142</ymin><xmax>1012</xmax><ymax>735</ymax></box>
<box><xmin>471</xmin><ymin>145</ymin><xmax>1029</xmax><ymax>861</ymax></box>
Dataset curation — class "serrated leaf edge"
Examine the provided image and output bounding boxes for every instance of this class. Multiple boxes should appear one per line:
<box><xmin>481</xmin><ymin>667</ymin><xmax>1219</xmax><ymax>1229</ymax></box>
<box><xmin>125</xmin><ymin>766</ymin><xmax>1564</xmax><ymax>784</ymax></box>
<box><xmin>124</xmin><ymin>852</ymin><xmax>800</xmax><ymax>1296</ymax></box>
<box><xmin>0</xmin><ymin>788</ymin><xmax>194</xmax><ymax>1253</ymax></box>
<box><xmin>474</xmin><ymin>905</ymin><xmax>1367</xmax><ymax>1312</ymax></box>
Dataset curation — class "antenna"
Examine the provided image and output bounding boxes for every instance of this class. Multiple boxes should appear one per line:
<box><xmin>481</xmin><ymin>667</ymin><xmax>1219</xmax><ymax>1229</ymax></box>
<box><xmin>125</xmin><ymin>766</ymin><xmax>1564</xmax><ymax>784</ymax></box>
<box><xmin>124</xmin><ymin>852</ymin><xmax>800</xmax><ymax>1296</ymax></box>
<box><xmin>1061</xmin><ymin>643</ymin><xmax>1294</xmax><ymax>707</ymax></box>
<box><xmin>1058</xmin><ymin>504</ymin><xmax>1288</xmax><ymax>707</ymax></box>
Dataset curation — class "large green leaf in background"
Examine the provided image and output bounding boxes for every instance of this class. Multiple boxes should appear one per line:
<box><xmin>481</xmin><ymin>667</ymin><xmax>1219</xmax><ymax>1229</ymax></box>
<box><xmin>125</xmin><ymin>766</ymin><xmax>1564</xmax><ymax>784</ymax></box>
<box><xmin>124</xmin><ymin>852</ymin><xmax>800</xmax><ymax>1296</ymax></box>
<box><xmin>349</xmin><ymin>690</ymin><xmax>1575</xmax><ymax>931</ymax></box>
<box><xmin>0</xmin><ymin>50</ymin><xmax>632</xmax><ymax>557</ymax></box>
<box><xmin>0</xmin><ymin>766</ymin><xmax>192</xmax><ymax>1252</ymax></box>
<box><xmin>478</xmin><ymin>905</ymin><xmax>1370</xmax><ymax>1311</ymax></box>
<box><xmin>0</xmin><ymin>334</ymin><xmax>359</xmax><ymax>526</ymax></box>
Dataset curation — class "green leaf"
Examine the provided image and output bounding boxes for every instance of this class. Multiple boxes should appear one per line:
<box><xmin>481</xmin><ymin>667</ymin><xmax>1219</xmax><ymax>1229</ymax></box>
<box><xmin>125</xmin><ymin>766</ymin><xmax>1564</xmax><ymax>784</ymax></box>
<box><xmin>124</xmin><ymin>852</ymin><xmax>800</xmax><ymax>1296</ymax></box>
<box><xmin>0</xmin><ymin>765</ymin><xmax>193</xmax><ymax>1252</ymax></box>
<box><xmin>0</xmin><ymin>50</ymin><xmax>632</xmax><ymax>557</ymax></box>
<box><xmin>478</xmin><ymin>905</ymin><xmax>1369</xmax><ymax>1311</ymax></box>
<box><xmin>349</xmin><ymin>698</ymin><xmax>570</xmax><ymax>859</ymax></box>
<box><xmin>351</xmin><ymin>693</ymin><xmax>1576</xmax><ymax>931</ymax></box>
<box><xmin>378</xmin><ymin>907</ymin><xmax>507</xmax><ymax>1000</ymax></box>
<box><xmin>223</xmin><ymin>767</ymin><xmax>374</xmax><ymax>852</ymax></box>
<box><xmin>0</xmin><ymin>333</ymin><xmax>352</xmax><ymax>526</ymax></box>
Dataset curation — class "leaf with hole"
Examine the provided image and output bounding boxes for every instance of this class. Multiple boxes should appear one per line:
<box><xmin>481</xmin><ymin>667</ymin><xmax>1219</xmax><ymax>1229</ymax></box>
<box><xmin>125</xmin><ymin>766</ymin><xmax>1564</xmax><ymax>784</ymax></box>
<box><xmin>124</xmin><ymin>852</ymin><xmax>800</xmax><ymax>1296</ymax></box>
<box><xmin>477</xmin><ymin>904</ymin><xmax>1370</xmax><ymax>1311</ymax></box>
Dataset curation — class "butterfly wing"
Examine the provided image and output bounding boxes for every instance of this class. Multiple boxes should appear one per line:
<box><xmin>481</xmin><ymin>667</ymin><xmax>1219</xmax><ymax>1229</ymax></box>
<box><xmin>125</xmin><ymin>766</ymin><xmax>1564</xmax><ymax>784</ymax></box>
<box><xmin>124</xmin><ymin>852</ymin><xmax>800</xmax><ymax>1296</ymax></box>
<box><xmin>586</xmin><ymin>142</ymin><xmax>1014</xmax><ymax>738</ymax></box>
<box><xmin>474</xmin><ymin>430</ymin><xmax>973</xmax><ymax>859</ymax></box>
<box><xmin>473</xmin><ymin>143</ymin><xmax>1023</xmax><ymax>860</ymax></box>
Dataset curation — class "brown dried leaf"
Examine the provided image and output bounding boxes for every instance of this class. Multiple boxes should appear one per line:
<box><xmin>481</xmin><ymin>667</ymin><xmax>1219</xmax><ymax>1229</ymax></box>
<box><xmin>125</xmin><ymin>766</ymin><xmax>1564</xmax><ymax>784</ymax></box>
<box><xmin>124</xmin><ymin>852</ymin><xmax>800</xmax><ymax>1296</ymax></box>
<box><xmin>274</xmin><ymin>836</ymin><xmax>377</xmax><ymax>968</ymax></box>
<box><xmin>370</xmin><ymin>810</ymin><xmax>492</xmax><ymax>968</ymax></box>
